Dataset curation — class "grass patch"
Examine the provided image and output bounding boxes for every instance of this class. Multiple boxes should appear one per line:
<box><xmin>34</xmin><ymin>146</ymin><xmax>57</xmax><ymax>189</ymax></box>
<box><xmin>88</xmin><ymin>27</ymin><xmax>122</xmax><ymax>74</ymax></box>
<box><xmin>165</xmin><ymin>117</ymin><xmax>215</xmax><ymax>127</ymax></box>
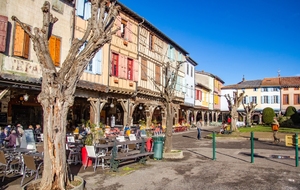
<box><xmin>171</xmin><ymin>150</ymin><xmax>182</xmax><ymax>153</ymax></box>
<box><xmin>238</xmin><ymin>125</ymin><xmax>300</xmax><ymax>133</ymax></box>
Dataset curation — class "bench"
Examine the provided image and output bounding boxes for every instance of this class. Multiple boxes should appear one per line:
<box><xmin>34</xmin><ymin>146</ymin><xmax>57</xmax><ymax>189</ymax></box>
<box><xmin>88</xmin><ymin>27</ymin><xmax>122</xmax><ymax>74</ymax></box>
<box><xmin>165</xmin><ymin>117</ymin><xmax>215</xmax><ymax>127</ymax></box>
<box><xmin>109</xmin><ymin>138</ymin><xmax>154</xmax><ymax>172</ymax></box>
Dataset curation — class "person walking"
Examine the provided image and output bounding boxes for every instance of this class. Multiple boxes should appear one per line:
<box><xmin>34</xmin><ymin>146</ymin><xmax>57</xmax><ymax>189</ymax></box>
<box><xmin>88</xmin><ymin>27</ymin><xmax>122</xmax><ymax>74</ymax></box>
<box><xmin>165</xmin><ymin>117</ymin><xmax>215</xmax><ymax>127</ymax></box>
<box><xmin>196</xmin><ymin>120</ymin><xmax>202</xmax><ymax>140</ymax></box>
<box><xmin>272</xmin><ymin>117</ymin><xmax>280</xmax><ymax>143</ymax></box>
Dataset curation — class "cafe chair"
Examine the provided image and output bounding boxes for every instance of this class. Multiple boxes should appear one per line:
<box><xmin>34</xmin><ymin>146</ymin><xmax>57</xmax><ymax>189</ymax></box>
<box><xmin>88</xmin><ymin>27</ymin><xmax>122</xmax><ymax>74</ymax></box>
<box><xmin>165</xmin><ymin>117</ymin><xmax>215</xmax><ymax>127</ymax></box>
<box><xmin>84</xmin><ymin>145</ymin><xmax>106</xmax><ymax>172</ymax></box>
<box><xmin>66</xmin><ymin>144</ymin><xmax>81</xmax><ymax>165</ymax></box>
<box><xmin>0</xmin><ymin>151</ymin><xmax>20</xmax><ymax>182</ymax></box>
<box><xmin>21</xmin><ymin>154</ymin><xmax>43</xmax><ymax>186</ymax></box>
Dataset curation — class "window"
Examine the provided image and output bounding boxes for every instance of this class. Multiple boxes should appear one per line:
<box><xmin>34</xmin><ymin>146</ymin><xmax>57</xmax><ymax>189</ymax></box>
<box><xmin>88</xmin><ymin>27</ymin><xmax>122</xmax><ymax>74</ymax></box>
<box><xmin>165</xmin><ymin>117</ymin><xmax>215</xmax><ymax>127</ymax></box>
<box><xmin>283</xmin><ymin>94</ymin><xmax>289</xmax><ymax>105</ymax></box>
<box><xmin>168</xmin><ymin>45</ymin><xmax>174</xmax><ymax>60</ymax></box>
<box><xmin>186</xmin><ymin>64</ymin><xmax>189</xmax><ymax>75</ymax></box>
<box><xmin>48</xmin><ymin>35</ymin><xmax>61</xmax><ymax>67</ymax></box>
<box><xmin>0</xmin><ymin>15</ymin><xmax>8</xmax><ymax>52</ymax></box>
<box><xmin>76</xmin><ymin>0</ymin><xmax>91</xmax><ymax>20</ymax></box>
<box><xmin>253</xmin><ymin>88</ymin><xmax>257</xmax><ymax>91</ymax></box>
<box><xmin>272</xmin><ymin>88</ymin><xmax>278</xmax><ymax>91</ymax></box>
<box><xmin>251</xmin><ymin>96</ymin><xmax>257</xmax><ymax>104</ymax></box>
<box><xmin>272</xmin><ymin>95</ymin><xmax>279</xmax><ymax>104</ymax></box>
<box><xmin>85</xmin><ymin>49</ymin><xmax>102</xmax><ymax>74</ymax></box>
<box><xmin>295</xmin><ymin>87</ymin><xmax>299</xmax><ymax>90</ymax></box>
<box><xmin>243</xmin><ymin>97</ymin><xmax>247</xmax><ymax>104</ymax></box>
<box><xmin>149</xmin><ymin>33</ymin><xmax>155</xmax><ymax>51</ymax></box>
<box><xmin>262</xmin><ymin>88</ymin><xmax>268</xmax><ymax>92</ymax></box>
<box><xmin>141</xmin><ymin>58</ymin><xmax>147</xmax><ymax>81</ymax></box>
<box><xmin>191</xmin><ymin>67</ymin><xmax>193</xmax><ymax>77</ymax></box>
<box><xmin>13</xmin><ymin>23</ymin><xmax>31</xmax><ymax>59</ymax></box>
<box><xmin>283</xmin><ymin>87</ymin><xmax>288</xmax><ymax>91</ymax></box>
<box><xmin>294</xmin><ymin>94</ymin><xmax>300</xmax><ymax>104</ymax></box>
<box><xmin>261</xmin><ymin>96</ymin><xmax>268</xmax><ymax>104</ymax></box>
<box><xmin>127</xmin><ymin>58</ymin><xmax>133</xmax><ymax>80</ymax></box>
<box><xmin>111</xmin><ymin>53</ymin><xmax>118</xmax><ymax>76</ymax></box>
<box><xmin>121</xmin><ymin>19</ymin><xmax>127</xmax><ymax>39</ymax></box>
<box><xmin>155</xmin><ymin>64</ymin><xmax>160</xmax><ymax>84</ymax></box>
<box><xmin>196</xmin><ymin>90</ymin><xmax>202</xmax><ymax>100</ymax></box>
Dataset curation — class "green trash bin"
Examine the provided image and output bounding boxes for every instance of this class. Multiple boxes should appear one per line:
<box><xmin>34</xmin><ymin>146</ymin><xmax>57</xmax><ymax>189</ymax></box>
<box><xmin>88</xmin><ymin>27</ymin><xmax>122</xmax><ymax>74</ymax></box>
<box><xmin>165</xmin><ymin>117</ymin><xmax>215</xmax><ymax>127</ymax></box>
<box><xmin>153</xmin><ymin>136</ymin><xmax>165</xmax><ymax>160</ymax></box>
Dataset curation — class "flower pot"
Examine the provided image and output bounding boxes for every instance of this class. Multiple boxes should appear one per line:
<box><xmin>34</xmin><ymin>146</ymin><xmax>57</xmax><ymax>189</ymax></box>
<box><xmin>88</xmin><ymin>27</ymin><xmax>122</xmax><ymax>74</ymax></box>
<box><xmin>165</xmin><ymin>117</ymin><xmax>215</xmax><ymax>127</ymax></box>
<box><xmin>69</xmin><ymin>176</ymin><xmax>84</xmax><ymax>190</ymax></box>
<box><xmin>81</xmin><ymin>147</ymin><xmax>92</xmax><ymax>167</ymax></box>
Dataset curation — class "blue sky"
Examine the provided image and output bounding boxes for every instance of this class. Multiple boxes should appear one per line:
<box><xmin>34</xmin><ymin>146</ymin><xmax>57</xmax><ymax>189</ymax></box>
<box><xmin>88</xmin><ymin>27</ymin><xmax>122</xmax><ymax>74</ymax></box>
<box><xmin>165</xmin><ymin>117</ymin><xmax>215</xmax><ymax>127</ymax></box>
<box><xmin>119</xmin><ymin>0</ymin><xmax>300</xmax><ymax>85</ymax></box>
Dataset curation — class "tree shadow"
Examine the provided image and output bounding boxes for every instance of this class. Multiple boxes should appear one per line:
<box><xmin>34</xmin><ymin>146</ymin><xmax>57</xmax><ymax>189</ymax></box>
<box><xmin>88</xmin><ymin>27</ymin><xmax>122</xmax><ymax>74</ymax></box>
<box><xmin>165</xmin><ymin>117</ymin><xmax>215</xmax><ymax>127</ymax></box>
<box><xmin>182</xmin><ymin>135</ymin><xmax>197</xmax><ymax>140</ymax></box>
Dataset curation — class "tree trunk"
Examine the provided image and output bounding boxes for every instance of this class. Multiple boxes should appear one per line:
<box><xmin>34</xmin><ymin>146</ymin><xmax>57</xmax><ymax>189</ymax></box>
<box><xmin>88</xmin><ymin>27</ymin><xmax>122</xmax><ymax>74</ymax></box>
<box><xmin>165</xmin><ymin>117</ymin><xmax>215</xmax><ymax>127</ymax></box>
<box><xmin>164</xmin><ymin>102</ymin><xmax>173</xmax><ymax>153</ymax></box>
<box><xmin>39</xmin><ymin>88</ymin><xmax>72</xmax><ymax>189</ymax></box>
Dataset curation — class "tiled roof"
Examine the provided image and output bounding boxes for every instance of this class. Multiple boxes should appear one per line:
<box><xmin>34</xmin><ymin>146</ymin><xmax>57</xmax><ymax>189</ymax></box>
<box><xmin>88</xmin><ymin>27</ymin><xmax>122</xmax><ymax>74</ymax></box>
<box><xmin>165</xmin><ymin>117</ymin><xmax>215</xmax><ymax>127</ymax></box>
<box><xmin>261</xmin><ymin>77</ymin><xmax>280</xmax><ymax>86</ymax></box>
<box><xmin>222</xmin><ymin>80</ymin><xmax>262</xmax><ymax>89</ymax></box>
<box><xmin>280</xmin><ymin>77</ymin><xmax>300</xmax><ymax>87</ymax></box>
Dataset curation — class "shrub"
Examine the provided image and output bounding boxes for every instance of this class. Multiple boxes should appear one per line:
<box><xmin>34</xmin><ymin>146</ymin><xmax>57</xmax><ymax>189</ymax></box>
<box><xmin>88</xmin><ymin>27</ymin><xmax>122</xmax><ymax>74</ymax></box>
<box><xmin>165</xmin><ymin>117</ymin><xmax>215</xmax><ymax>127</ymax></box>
<box><xmin>280</xmin><ymin>119</ymin><xmax>294</xmax><ymax>128</ymax></box>
<box><xmin>291</xmin><ymin>113</ymin><xmax>300</xmax><ymax>124</ymax></box>
<box><xmin>285</xmin><ymin>106</ymin><xmax>297</xmax><ymax>117</ymax></box>
<box><xmin>262</xmin><ymin>107</ymin><xmax>275</xmax><ymax>125</ymax></box>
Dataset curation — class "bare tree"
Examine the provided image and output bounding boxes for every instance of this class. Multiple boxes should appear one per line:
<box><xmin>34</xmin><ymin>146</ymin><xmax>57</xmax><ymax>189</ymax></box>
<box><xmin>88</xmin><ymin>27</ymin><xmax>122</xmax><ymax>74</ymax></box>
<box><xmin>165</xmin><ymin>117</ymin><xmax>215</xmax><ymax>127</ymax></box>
<box><xmin>242</xmin><ymin>99</ymin><xmax>257</xmax><ymax>126</ymax></box>
<box><xmin>149</xmin><ymin>60</ymin><xmax>183</xmax><ymax>153</ymax></box>
<box><xmin>12</xmin><ymin>1</ymin><xmax>120</xmax><ymax>189</ymax></box>
<box><xmin>224</xmin><ymin>91</ymin><xmax>245</xmax><ymax>131</ymax></box>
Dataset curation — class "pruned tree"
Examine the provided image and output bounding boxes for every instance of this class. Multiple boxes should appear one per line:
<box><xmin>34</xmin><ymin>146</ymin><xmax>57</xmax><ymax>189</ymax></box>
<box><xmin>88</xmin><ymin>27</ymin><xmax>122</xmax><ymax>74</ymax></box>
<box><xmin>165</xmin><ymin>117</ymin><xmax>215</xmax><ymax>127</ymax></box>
<box><xmin>242</xmin><ymin>99</ymin><xmax>257</xmax><ymax>126</ymax></box>
<box><xmin>12</xmin><ymin>0</ymin><xmax>120</xmax><ymax>189</ymax></box>
<box><xmin>148</xmin><ymin>59</ymin><xmax>183</xmax><ymax>153</ymax></box>
<box><xmin>224</xmin><ymin>91</ymin><xmax>245</xmax><ymax>131</ymax></box>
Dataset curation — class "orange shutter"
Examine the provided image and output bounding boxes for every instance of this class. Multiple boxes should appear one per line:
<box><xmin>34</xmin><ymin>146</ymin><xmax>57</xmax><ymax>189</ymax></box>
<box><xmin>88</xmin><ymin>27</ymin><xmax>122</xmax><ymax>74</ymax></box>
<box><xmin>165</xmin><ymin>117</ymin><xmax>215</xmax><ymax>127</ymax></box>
<box><xmin>49</xmin><ymin>36</ymin><xmax>56</xmax><ymax>65</ymax></box>
<box><xmin>23</xmin><ymin>26</ymin><xmax>31</xmax><ymax>59</ymax></box>
<box><xmin>0</xmin><ymin>15</ymin><xmax>8</xmax><ymax>52</ymax></box>
<box><xmin>13</xmin><ymin>23</ymin><xmax>25</xmax><ymax>57</ymax></box>
<box><xmin>55</xmin><ymin>37</ymin><xmax>61</xmax><ymax>67</ymax></box>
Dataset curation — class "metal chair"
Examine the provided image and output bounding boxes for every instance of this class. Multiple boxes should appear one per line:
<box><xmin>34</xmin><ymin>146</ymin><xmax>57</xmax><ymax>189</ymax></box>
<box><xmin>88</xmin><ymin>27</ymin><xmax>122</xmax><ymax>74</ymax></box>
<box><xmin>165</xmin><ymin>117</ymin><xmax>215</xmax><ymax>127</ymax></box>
<box><xmin>0</xmin><ymin>150</ymin><xmax>20</xmax><ymax>182</ymax></box>
<box><xmin>84</xmin><ymin>145</ymin><xmax>106</xmax><ymax>172</ymax></box>
<box><xmin>66</xmin><ymin>144</ymin><xmax>81</xmax><ymax>165</ymax></box>
<box><xmin>21</xmin><ymin>154</ymin><xmax>43</xmax><ymax>186</ymax></box>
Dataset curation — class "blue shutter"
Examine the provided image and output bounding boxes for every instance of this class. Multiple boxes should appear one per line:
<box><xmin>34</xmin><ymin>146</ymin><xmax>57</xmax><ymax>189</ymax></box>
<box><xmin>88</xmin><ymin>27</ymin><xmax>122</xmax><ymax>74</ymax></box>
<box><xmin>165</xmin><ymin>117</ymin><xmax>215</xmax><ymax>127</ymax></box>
<box><xmin>84</xmin><ymin>1</ymin><xmax>91</xmax><ymax>20</ymax></box>
<box><xmin>94</xmin><ymin>49</ymin><xmax>102</xmax><ymax>74</ymax></box>
<box><xmin>76</xmin><ymin>0</ymin><xmax>85</xmax><ymax>18</ymax></box>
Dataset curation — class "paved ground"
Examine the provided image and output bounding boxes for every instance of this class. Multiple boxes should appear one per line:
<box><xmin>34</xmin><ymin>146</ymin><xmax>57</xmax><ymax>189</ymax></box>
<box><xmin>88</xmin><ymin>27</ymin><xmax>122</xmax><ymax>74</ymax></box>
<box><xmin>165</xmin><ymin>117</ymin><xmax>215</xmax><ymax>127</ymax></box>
<box><xmin>2</xmin><ymin>126</ymin><xmax>300</xmax><ymax>190</ymax></box>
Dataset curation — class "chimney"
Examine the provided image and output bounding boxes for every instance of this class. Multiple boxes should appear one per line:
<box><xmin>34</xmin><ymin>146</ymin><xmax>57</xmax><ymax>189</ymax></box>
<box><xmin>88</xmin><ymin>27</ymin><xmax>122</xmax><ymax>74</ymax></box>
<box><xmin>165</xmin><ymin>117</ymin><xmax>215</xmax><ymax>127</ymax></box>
<box><xmin>242</xmin><ymin>75</ymin><xmax>245</xmax><ymax>82</ymax></box>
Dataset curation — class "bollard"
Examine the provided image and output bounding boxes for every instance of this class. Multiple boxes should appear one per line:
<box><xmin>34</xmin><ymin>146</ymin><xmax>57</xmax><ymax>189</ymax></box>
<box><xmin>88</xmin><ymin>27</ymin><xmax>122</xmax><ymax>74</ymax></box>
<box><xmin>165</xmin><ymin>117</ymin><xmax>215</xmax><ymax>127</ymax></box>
<box><xmin>212</xmin><ymin>131</ymin><xmax>216</xmax><ymax>160</ymax></box>
<box><xmin>295</xmin><ymin>133</ymin><xmax>298</xmax><ymax>167</ymax></box>
<box><xmin>251</xmin><ymin>131</ymin><xmax>254</xmax><ymax>163</ymax></box>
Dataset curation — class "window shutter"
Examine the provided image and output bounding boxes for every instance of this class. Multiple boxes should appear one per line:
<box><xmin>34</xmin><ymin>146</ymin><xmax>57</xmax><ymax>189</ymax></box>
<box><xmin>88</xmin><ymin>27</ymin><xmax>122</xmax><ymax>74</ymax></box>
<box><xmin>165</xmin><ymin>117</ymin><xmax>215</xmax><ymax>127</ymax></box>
<box><xmin>49</xmin><ymin>36</ymin><xmax>56</xmax><ymax>65</ymax></box>
<box><xmin>84</xmin><ymin>1</ymin><xmax>91</xmax><ymax>20</ymax></box>
<box><xmin>167</xmin><ymin>45</ymin><xmax>171</xmax><ymax>59</ymax></box>
<box><xmin>54</xmin><ymin>37</ymin><xmax>61</xmax><ymax>67</ymax></box>
<box><xmin>261</xmin><ymin>96</ymin><xmax>264</xmax><ymax>104</ymax></box>
<box><xmin>119</xmin><ymin>54</ymin><xmax>125</xmax><ymax>78</ymax></box>
<box><xmin>116</xmin><ymin>16</ymin><xmax>121</xmax><ymax>36</ymax></box>
<box><xmin>13</xmin><ymin>23</ymin><xmax>25</xmax><ymax>57</ymax></box>
<box><xmin>141</xmin><ymin>58</ymin><xmax>147</xmax><ymax>81</ymax></box>
<box><xmin>133</xmin><ymin>60</ymin><xmax>139</xmax><ymax>82</ymax></box>
<box><xmin>128</xmin><ymin>22</ymin><xmax>132</xmax><ymax>42</ymax></box>
<box><xmin>23</xmin><ymin>26</ymin><xmax>31</xmax><ymax>59</ymax></box>
<box><xmin>76</xmin><ymin>0</ymin><xmax>85</xmax><ymax>18</ymax></box>
<box><xmin>200</xmin><ymin>91</ymin><xmax>202</xmax><ymax>100</ymax></box>
<box><xmin>123</xmin><ymin>56</ymin><xmax>128</xmax><ymax>79</ymax></box>
<box><xmin>0</xmin><ymin>15</ymin><xmax>8</xmax><ymax>52</ymax></box>
<box><xmin>124</xmin><ymin>24</ymin><xmax>129</xmax><ymax>41</ymax></box>
<box><xmin>94</xmin><ymin>49</ymin><xmax>102</xmax><ymax>74</ymax></box>
<box><xmin>155</xmin><ymin>65</ymin><xmax>160</xmax><ymax>84</ymax></box>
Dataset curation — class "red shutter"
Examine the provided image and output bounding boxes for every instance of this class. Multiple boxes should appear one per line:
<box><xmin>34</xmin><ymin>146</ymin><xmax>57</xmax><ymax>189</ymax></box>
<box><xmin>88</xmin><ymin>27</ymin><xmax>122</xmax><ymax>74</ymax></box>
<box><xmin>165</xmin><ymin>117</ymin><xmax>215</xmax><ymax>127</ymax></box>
<box><xmin>119</xmin><ymin>54</ymin><xmax>125</xmax><ymax>78</ymax></box>
<box><xmin>0</xmin><ymin>15</ymin><xmax>8</xmax><ymax>52</ymax></box>
<box><xmin>124</xmin><ymin>56</ymin><xmax>128</xmax><ymax>79</ymax></box>
<box><xmin>133</xmin><ymin>59</ymin><xmax>138</xmax><ymax>82</ymax></box>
